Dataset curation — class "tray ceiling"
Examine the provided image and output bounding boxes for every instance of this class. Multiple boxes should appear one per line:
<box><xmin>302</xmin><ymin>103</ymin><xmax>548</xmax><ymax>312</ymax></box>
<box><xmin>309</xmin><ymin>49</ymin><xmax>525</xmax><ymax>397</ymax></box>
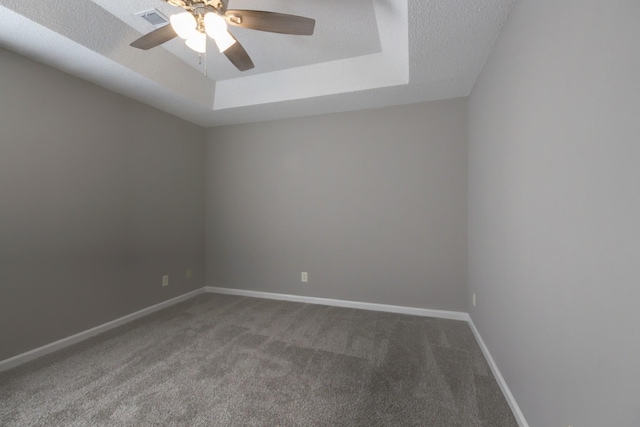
<box><xmin>0</xmin><ymin>0</ymin><xmax>516</xmax><ymax>127</ymax></box>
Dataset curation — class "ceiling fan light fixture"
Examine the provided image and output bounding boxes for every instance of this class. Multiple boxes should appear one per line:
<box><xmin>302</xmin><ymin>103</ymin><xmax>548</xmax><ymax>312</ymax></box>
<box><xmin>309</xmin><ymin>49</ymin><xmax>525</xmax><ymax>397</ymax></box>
<box><xmin>204</xmin><ymin>12</ymin><xmax>235</xmax><ymax>53</ymax></box>
<box><xmin>203</xmin><ymin>12</ymin><xmax>228</xmax><ymax>38</ymax></box>
<box><xmin>170</xmin><ymin>12</ymin><xmax>197</xmax><ymax>39</ymax></box>
<box><xmin>131</xmin><ymin>5</ymin><xmax>314</xmax><ymax>73</ymax></box>
<box><xmin>185</xmin><ymin>31</ymin><xmax>207</xmax><ymax>53</ymax></box>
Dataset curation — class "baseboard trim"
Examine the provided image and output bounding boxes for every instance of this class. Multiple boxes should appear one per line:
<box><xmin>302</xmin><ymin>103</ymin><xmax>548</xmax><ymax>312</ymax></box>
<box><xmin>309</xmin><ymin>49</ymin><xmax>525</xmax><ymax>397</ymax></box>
<box><xmin>205</xmin><ymin>286</ymin><xmax>470</xmax><ymax>321</ymax></box>
<box><xmin>0</xmin><ymin>288</ymin><xmax>205</xmax><ymax>373</ymax></box>
<box><xmin>468</xmin><ymin>318</ymin><xmax>529</xmax><ymax>427</ymax></box>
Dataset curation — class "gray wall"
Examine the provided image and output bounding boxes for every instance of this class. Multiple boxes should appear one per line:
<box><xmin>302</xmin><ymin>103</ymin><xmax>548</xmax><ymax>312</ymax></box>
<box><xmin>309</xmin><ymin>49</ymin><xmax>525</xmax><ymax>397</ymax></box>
<box><xmin>205</xmin><ymin>99</ymin><xmax>467</xmax><ymax>312</ymax></box>
<box><xmin>468</xmin><ymin>1</ymin><xmax>640</xmax><ymax>426</ymax></box>
<box><xmin>0</xmin><ymin>48</ymin><xmax>206</xmax><ymax>361</ymax></box>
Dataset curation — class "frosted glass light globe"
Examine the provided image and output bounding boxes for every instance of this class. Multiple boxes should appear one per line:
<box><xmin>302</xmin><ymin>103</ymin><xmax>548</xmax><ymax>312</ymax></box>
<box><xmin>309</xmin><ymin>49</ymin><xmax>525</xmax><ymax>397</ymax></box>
<box><xmin>170</xmin><ymin>12</ymin><xmax>197</xmax><ymax>40</ymax></box>
<box><xmin>213</xmin><ymin>30</ymin><xmax>236</xmax><ymax>53</ymax></box>
<box><xmin>204</xmin><ymin>12</ymin><xmax>228</xmax><ymax>38</ymax></box>
<box><xmin>185</xmin><ymin>31</ymin><xmax>207</xmax><ymax>53</ymax></box>
<box><xmin>204</xmin><ymin>13</ymin><xmax>236</xmax><ymax>52</ymax></box>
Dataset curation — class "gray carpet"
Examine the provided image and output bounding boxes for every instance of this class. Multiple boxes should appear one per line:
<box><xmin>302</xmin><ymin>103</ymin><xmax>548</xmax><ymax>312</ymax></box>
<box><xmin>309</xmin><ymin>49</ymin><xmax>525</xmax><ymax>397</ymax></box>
<box><xmin>0</xmin><ymin>294</ymin><xmax>518</xmax><ymax>426</ymax></box>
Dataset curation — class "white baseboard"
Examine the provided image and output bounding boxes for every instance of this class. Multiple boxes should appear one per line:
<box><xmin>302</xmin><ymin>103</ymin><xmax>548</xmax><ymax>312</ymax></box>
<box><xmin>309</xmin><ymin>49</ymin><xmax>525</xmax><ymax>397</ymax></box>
<box><xmin>468</xmin><ymin>318</ymin><xmax>529</xmax><ymax>427</ymax></box>
<box><xmin>0</xmin><ymin>288</ymin><xmax>205</xmax><ymax>373</ymax></box>
<box><xmin>205</xmin><ymin>286</ymin><xmax>470</xmax><ymax>321</ymax></box>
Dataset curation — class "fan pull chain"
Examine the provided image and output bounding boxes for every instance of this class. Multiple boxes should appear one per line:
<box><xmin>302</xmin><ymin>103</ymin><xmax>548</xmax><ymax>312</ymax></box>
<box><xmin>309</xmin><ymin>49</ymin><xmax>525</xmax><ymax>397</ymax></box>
<box><xmin>198</xmin><ymin>51</ymin><xmax>208</xmax><ymax>77</ymax></box>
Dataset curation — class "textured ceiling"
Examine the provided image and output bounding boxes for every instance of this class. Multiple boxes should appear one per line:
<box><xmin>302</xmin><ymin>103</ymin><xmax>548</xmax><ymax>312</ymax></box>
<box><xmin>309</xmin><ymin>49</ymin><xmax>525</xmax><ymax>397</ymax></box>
<box><xmin>0</xmin><ymin>0</ymin><xmax>516</xmax><ymax>127</ymax></box>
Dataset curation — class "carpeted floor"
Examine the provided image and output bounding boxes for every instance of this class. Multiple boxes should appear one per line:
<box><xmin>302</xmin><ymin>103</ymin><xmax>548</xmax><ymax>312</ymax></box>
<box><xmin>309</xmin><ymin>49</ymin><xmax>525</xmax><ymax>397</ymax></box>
<box><xmin>0</xmin><ymin>293</ymin><xmax>518</xmax><ymax>426</ymax></box>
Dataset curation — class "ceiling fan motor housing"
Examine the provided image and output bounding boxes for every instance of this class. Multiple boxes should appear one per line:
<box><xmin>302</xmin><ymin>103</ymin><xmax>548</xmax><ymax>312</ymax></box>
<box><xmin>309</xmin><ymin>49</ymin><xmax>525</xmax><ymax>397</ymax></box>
<box><xmin>165</xmin><ymin>0</ymin><xmax>225</xmax><ymax>13</ymax></box>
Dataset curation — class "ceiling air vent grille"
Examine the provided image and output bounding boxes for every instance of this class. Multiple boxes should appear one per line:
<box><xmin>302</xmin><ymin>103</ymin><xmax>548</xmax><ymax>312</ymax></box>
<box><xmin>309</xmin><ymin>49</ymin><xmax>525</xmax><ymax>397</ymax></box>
<box><xmin>135</xmin><ymin>9</ymin><xmax>168</xmax><ymax>27</ymax></box>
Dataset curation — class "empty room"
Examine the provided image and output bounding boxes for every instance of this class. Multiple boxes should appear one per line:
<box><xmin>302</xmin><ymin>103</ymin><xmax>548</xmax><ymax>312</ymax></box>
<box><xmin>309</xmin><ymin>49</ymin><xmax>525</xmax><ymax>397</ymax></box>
<box><xmin>1</xmin><ymin>0</ymin><xmax>638</xmax><ymax>426</ymax></box>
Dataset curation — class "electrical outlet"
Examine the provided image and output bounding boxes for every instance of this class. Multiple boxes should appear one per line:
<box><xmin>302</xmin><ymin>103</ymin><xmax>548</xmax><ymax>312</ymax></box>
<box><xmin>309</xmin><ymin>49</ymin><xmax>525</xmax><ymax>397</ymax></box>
<box><xmin>162</xmin><ymin>275</ymin><xmax>169</xmax><ymax>287</ymax></box>
<box><xmin>301</xmin><ymin>272</ymin><xmax>308</xmax><ymax>282</ymax></box>
<box><xmin>186</xmin><ymin>269</ymin><xmax>192</xmax><ymax>279</ymax></box>
<box><xmin>472</xmin><ymin>293</ymin><xmax>476</xmax><ymax>307</ymax></box>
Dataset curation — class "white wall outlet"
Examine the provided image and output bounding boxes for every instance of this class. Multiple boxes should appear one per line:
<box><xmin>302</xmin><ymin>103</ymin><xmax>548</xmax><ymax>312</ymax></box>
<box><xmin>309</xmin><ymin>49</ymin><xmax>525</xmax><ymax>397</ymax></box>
<box><xmin>301</xmin><ymin>272</ymin><xmax>308</xmax><ymax>282</ymax></box>
<box><xmin>472</xmin><ymin>293</ymin><xmax>476</xmax><ymax>307</ymax></box>
<box><xmin>162</xmin><ymin>275</ymin><xmax>169</xmax><ymax>287</ymax></box>
<box><xmin>186</xmin><ymin>269</ymin><xmax>192</xmax><ymax>279</ymax></box>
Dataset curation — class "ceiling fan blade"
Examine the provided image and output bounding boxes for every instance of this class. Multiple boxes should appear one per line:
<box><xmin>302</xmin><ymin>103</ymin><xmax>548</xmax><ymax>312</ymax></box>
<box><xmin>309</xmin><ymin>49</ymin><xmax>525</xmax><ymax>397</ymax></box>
<box><xmin>225</xmin><ymin>10</ymin><xmax>315</xmax><ymax>35</ymax></box>
<box><xmin>223</xmin><ymin>35</ymin><xmax>255</xmax><ymax>71</ymax></box>
<box><xmin>130</xmin><ymin>24</ymin><xmax>177</xmax><ymax>50</ymax></box>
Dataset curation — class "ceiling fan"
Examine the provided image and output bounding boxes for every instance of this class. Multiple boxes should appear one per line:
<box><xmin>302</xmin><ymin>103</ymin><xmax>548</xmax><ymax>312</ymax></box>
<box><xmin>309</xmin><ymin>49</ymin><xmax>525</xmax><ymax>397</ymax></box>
<box><xmin>130</xmin><ymin>0</ymin><xmax>315</xmax><ymax>72</ymax></box>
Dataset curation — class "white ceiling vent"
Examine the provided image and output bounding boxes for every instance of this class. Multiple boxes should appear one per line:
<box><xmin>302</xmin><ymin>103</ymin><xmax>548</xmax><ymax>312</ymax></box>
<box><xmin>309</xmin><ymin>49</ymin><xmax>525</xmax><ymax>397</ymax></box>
<box><xmin>135</xmin><ymin>9</ymin><xmax>168</xmax><ymax>27</ymax></box>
